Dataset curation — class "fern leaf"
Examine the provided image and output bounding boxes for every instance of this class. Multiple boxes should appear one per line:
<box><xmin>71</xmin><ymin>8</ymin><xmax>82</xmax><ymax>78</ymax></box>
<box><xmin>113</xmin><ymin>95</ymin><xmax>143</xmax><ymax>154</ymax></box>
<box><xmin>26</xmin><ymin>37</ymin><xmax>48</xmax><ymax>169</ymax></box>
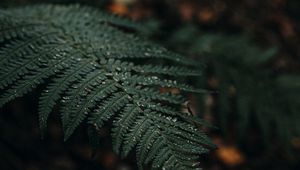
<box><xmin>57</xmin><ymin>68</ymin><xmax>106</xmax><ymax>130</ymax></box>
<box><xmin>0</xmin><ymin>5</ymin><xmax>213</xmax><ymax>169</ymax></box>
<box><xmin>133</xmin><ymin>64</ymin><xmax>202</xmax><ymax>76</ymax></box>
<box><xmin>38</xmin><ymin>59</ymin><xmax>95</xmax><ymax>135</ymax></box>
<box><xmin>0</xmin><ymin>42</ymin><xmax>65</xmax><ymax>89</ymax></box>
<box><xmin>0</xmin><ymin>52</ymin><xmax>75</xmax><ymax>107</ymax></box>
<box><xmin>122</xmin><ymin>115</ymin><xmax>152</xmax><ymax>157</ymax></box>
<box><xmin>89</xmin><ymin>92</ymin><xmax>130</xmax><ymax>128</ymax></box>
<box><xmin>63</xmin><ymin>80</ymin><xmax>118</xmax><ymax>140</ymax></box>
<box><xmin>111</xmin><ymin>103</ymin><xmax>141</xmax><ymax>154</ymax></box>
<box><xmin>136</xmin><ymin>126</ymin><xmax>159</xmax><ymax>169</ymax></box>
<box><xmin>123</xmin><ymin>86</ymin><xmax>184</xmax><ymax>104</ymax></box>
<box><xmin>127</xmin><ymin>75</ymin><xmax>207</xmax><ymax>93</ymax></box>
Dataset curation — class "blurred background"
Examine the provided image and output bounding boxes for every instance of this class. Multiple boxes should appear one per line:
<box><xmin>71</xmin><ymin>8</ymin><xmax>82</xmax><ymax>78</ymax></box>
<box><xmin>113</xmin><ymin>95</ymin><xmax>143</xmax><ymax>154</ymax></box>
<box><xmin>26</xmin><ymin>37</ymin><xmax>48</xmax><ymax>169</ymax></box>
<box><xmin>0</xmin><ymin>0</ymin><xmax>300</xmax><ymax>170</ymax></box>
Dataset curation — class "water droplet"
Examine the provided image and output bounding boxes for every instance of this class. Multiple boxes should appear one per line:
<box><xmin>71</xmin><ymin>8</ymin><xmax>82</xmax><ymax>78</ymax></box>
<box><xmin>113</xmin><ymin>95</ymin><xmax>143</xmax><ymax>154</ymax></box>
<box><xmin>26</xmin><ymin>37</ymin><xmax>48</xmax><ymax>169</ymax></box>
<box><xmin>62</xmin><ymin>96</ymin><xmax>70</xmax><ymax>100</ymax></box>
<box><xmin>113</xmin><ymin>77</ymin><xmax>119</xmax><ymax>81</ymax></box>
<box><xmin>105</xmin><ymin>73</ymin><xmax>113</xmax><ymax>76</ymax></box>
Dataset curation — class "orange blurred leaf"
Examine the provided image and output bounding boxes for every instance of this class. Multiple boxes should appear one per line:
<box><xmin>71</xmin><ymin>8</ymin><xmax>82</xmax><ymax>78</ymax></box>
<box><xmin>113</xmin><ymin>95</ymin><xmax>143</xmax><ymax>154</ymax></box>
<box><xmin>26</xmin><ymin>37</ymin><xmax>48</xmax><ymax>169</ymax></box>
<box><xmin>214</xmin><ymin>138</ymin><xmax>245</xmax><ymax>167</ymax></box>
<box><xmin>107</xmin><ymin>2</ymin><xmax>129</xmax><ymax>16</ymax></box>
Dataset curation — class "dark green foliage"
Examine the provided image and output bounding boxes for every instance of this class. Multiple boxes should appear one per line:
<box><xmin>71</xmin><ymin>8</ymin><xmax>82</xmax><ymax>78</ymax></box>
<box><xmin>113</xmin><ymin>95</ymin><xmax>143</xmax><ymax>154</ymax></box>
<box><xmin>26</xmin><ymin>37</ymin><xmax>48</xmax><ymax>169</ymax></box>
<box><xmin>166</xmin><ymin>25</ymin><xmax>300</xmax><ymax>148</ymax></box>
<box><xmin>0</xmin><ymin>5</ymin><xmax>214</xmax><ymax>170</ymax></box>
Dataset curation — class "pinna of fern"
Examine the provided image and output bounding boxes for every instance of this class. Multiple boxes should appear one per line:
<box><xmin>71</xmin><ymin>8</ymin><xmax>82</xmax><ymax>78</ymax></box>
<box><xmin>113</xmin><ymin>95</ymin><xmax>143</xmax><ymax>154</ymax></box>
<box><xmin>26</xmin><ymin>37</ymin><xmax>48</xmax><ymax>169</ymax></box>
<box><xmin>0</xmin><ymin>5</ymin><xmax>215</xmax><ymax>170</ymax></box>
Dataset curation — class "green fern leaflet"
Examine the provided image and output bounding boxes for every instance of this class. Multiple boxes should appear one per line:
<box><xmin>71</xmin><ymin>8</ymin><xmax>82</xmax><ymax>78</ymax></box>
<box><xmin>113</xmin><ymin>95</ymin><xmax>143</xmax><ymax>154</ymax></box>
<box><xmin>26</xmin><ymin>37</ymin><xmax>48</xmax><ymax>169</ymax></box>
<box><xmin>0</xmin><ymin>5</ymin><xmax>214</xmax><ymax>170</ymax></box>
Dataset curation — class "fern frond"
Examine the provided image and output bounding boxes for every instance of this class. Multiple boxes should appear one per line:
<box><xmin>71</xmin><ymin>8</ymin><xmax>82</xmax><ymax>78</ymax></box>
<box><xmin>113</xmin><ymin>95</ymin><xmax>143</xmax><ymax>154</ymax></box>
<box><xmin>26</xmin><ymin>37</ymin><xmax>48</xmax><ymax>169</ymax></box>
<box><xmin>38</xmin><ymin>58</ymin><xmax>95</xmax><ymax>135</ymax></box>
<box><xmin>64</xmin><ymin>80</ymin><xmax>118</xmax><ymax>140</ymax></box>
<box><xmin>133</xmin><ymin>64</ymin><xmax>202</xmax><ymax>76</ymax></box>
<box><xmin>127</xmin><ymin>87</ymin><xmax>184</xmax><ymax>104</ymax></box>
<box><xmin>136</xmin><ymin>125</ymin><xmax>159</xmax><ymax>169</ymax></box>
<box><xmin>0</xmin><ymin>37</ymin><xmax>58</xmax><ymax>84</ymax></box>
<box><xmin>127</xmin><ymin>75</ymin><xmax>207</xmax><ymax>93</ymax></box>
<box><xmin>0</xmin><ymin>5</ymin><xmax>213</xmax><ymax>169</ymax></box>
<box><xmin>89</xmin><ymin>92</ymin><xmax>130</xmax><ymax>128</ymax></box>
<box><xmin>112</xmin><ymin>103</ymin><xmax>141</xmax><ymax>153</ymax></box>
